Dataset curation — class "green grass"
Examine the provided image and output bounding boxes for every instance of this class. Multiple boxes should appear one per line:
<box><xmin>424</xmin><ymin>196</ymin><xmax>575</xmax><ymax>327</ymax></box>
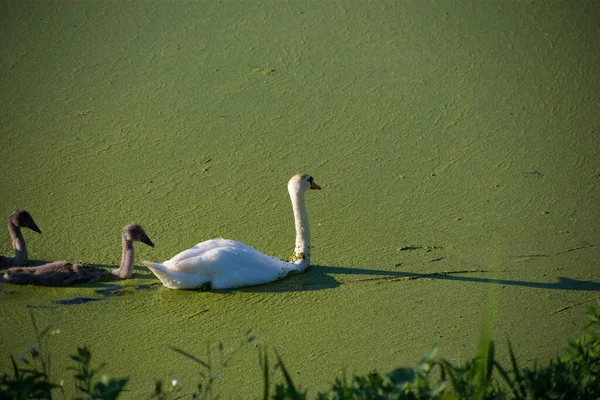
<box><xmin>2</xmin><ymin>307</ymin><xmax>599</xmax><ymax>399</ymax></box>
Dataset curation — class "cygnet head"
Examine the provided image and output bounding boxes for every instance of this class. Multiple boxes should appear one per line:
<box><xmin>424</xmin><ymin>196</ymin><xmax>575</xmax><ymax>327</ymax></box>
<box><xmin>288</xmin><ymin>174</ymin><xmax>321</xmax><ymax>195</ymax></box>
<box><xmin>9</xmin><ymin>210</ymin><xmax>41</xmax><ymax>233</ymax></box>
<box><xmin>123</xmin><ymin>223</ymin><xmax>154</xmax><ymax>247</ymax></box>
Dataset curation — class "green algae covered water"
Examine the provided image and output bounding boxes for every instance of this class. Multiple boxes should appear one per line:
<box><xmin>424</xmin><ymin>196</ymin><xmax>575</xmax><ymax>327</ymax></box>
<box><xmin>1</xmin><ymin>1</ymin><xmax>599</xmax><ymax>398</ymax></box>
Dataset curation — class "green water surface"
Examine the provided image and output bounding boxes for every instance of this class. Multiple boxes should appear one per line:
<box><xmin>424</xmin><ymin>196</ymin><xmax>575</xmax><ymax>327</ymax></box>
<box><xmin>1</xmin><ymin>1</ymin><xmax>599</xmax><ymax>398</ymax></box>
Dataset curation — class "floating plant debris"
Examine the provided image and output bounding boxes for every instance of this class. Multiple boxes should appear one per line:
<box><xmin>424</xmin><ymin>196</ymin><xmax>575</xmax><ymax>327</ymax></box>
<box><xmin>52</xmin><ymin>297</ymin><xmax>102</xmax><ymax>305</ymax></box>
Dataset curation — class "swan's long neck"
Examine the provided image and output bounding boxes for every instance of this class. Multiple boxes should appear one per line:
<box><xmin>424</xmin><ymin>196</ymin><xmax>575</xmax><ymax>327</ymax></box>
<box><xmin>113</xmin><ymin>236</ymin><xmax>134</xmax><ymax>279</ymax></box>
<box><xmin>289</xmin><ymin>188</ymin><xmax>310</xmax><ymax>270</ymax></box>
<box><xmin>8</xmin><ymin>221</ymin><xmax>27</xmax><ymax>266</ymax></box>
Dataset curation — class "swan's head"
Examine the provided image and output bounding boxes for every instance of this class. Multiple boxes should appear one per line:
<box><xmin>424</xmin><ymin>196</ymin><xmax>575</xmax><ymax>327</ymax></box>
<box><xmin>123</xmin><ymin>223</ymin><xmax>155</xmax><ymax>247</ymax></box>
<box><xmin>9</xmin><ymin>210</ymin><xmax>41</xmax><ymax>233</ymax></box>
<box><xmin>288</xmin><ymin>174</ymin><xmax>321</xmax><ymax>195</ymax></box>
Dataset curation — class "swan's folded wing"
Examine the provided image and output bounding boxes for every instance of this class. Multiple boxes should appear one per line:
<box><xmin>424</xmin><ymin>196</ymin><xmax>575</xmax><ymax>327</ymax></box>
<box><xmin>165</xmin><ymin>245</ymin><xmax>240</xmax><ymax>273</ymax></box>
<box><xmin>163</xmin><ymin>245</ymin><xmax>274</xmax><ymax>275</ymax></box>
<box><xmin>163</xmin><ymin>239</ymin><xmax>262</xmax><ymax>268</ymax></box>
<box><xmin>163</xmin><ymin>238</ymin><xmax>237</xmax><ymax>266</ymax></box>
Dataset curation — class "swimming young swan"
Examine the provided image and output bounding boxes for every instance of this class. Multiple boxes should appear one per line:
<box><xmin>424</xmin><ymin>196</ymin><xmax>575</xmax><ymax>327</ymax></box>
<box><xmin>3</xmin><ymin>223</ymin><xmax>154</xmax><ymax>286</ymax></box>
<box><xmin>0</xmin><ymin>210</ymin><xmax>41</xmax><ymax>268</ymax></box>
<box><xmin>143</xmin><ymin>173</ymin><xmax>321</xmax><ymax>290</ymax></box>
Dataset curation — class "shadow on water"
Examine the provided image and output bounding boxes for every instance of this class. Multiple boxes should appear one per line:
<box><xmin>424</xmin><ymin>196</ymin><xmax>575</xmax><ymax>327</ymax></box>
<box><xmin>46</xmin><ymin>280</ymin><xmax>164</xmax><ymax>306</ymax></box>
<box><xmin>234</xmin><ymin>265</ymin><xmax>600</xmax><ymax>293</ymax></box>
<box><xmin>313</xmin><ymin>265</ymin><xmax>600</xmax><ymax>292</ymax></box>
<box><xmin>5</xmin><ymin>263</ymin><xmax>597</xmax><ymax>304</ymax></box>
<box><xmin>233</xmin><ymin>266</ymin><xmax>342</xmax><ymax>293</ymax></box>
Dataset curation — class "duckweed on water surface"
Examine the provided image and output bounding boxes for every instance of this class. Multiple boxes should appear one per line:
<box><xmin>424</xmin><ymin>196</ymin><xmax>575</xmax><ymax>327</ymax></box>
<box><xmin>1</xmin><ymin>1</ymin><xmax>599</xmax><ymax>398</ymax></box>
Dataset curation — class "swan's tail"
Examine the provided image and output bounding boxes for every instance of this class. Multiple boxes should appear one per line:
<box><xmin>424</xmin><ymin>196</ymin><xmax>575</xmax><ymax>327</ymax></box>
<box><xmin>142</xmin><ymin>260</ymin><xmax>211</xmax><ymax>290</ymax></box>
<box><xmin>142</xmin><ymin>260</ymin><xmax>180</xmax><ymax>289</ymax></box>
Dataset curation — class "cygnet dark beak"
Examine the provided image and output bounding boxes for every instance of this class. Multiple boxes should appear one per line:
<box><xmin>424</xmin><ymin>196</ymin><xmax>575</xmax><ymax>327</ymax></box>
<box><xmin>142</xmin><ymin>236</ymin><xmax>155</xmax><ymax>248</ymax></box>
<box><xmin>30</xmin><ymin>223</ymin><xmax>42</xmax><ymax>234</ymax></box>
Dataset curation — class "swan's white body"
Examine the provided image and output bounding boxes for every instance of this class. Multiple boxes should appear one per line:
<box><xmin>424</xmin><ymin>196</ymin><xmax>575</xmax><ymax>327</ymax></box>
<box><xmin>144</xmin><ymin>238</ymin><xmax>304</xmax><ymax>289</ymax></box>
<box><xmin>143</xmin><ymin>174</ymin><xmax>320</xmax><ymax>290</ymax></box>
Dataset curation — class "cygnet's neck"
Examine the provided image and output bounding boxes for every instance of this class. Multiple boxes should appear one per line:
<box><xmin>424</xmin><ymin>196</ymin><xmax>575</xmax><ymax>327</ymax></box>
<box><xmin>289</xmin><ymin>188</ymin><xmax>310</xmax><ymax>270</ymax></box>
<box><xmin>8</xmin><ymin>221</ymin><xmax>28</xmax><ymax>266</ymax></box>
<box><xmin>113</xmin><ymin>236</ymin><xmax>135</xmax><ymax>279</ymax></box>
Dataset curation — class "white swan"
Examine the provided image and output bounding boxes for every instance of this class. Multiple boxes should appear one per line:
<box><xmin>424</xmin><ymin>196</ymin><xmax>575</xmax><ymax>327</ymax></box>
<box><xmin>142</xmin><ymin>173</ymin><xmax>321</xmax><ymax>290</ymax></box>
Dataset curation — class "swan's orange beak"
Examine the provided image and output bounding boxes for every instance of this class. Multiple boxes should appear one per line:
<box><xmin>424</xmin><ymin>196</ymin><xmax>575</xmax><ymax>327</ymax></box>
<box><xmin>310</xmin><ymin>182</ymin><xmax>321</xmax><ymax>190</ymax></box>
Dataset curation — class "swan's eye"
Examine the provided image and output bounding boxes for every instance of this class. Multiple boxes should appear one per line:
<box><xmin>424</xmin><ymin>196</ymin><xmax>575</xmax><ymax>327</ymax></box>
<box><xmin>307</xmin><ymin>176</ymin><xmax>313</xmax><ymax>184</ymax></box>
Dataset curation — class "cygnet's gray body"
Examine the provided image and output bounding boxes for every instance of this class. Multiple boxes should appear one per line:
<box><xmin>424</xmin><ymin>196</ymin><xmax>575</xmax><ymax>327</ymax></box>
<box><xmin>3</xmin><ymin>223</ymin><xmax>154</xmax><ymax>286</ymax></box>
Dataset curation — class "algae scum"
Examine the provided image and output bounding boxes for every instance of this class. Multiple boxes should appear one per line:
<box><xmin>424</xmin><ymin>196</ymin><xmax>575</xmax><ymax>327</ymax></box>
<box><xmin>1</xmin><ymin>1</ymin><xmax>599</xmax><ymax>398</ymax></box>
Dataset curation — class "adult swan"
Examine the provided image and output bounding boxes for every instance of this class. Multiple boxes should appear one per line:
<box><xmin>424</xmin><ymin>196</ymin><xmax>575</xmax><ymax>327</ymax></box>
<box><xmin>143</xmin><ymin>174</ymin><xmax>321</xmax><ymax>290</ymax></box>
